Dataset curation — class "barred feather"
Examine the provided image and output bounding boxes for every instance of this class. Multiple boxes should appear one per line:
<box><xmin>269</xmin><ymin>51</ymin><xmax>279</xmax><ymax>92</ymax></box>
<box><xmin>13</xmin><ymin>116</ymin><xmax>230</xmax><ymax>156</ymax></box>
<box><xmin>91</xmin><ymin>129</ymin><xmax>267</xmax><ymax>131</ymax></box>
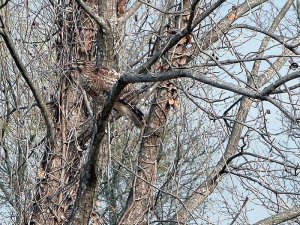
<box><xmin>74</xmin><ymin>61</ymin><xmax>144</xmax><ymax>128</ymax></box>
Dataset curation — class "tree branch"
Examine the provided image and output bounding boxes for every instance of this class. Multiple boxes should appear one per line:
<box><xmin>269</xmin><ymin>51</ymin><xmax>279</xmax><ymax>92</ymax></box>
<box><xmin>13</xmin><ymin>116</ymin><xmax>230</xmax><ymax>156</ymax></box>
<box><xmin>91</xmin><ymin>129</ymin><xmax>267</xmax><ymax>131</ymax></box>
<box><xmin>253</xmin><ymin>206</ymin><xmax>300</xmax><ymax>225</ymax></box>
<box><xmin>199</xmin><ymin>54</ymin><xmax>296</xmax><ymax>67</ymax></box>
<box><xmin>123</xmin><ymin>70</ymin><xmax>300</xmax><ymax>103</ymax></box>
<box><xmin>198</xmin><ymin>0</ymin><xmax>269</xmax><ymax>51</ymax></box>
<box><xmin>251</xmin><ymin>0</ymin><xmax>293</xmax><ymax>78</ymax></box>
<box><xmin>0</xmin><ymin>25</ymin><xmax>55</xmax><ymax>144</ymax></box>
<box><xmin>0</xmin><ymin>0</ymin><xmax>10</xmax><ymax>9</ymax></box>
<box><xmin>261</xmin><ymin>71</ymin><xmax>300</xmax><ymax>95</ymax></box>
<box><xmin>118</xmin><ymin>1</ymin><xmax>142</xmax><ymax>25</ymax></box>
<box><xmin>125</xmin><ymin>70</ymin><xmax>261</xmax><ymax>96</ymax></box>
<box><xmin>166</xmin><ymin>1</ymin><xmax>294</xmax><ymax>222</ymax></box>
<box><xmin>234</xmin><ymin>24</ymin><xmax>300</xmax><ymax>55</ymax></box>
<box><xmin>123</xmin><ymin>69</ymin><xmax>299</xmax><ymax>122</ymax></box>
<box><xmin>74</xmin><ymin>0</ymin><xmax>109</xmax><ymax>32</ymax></box>
<box><xmin>67</xmin><ymin>78</ymin><xmax>127</xmax><ymax>225</ymax></box>
<box><xmin>134</xmin><ymin>0</ymin><xmax>227</xmax><ymax>73</ymax></box>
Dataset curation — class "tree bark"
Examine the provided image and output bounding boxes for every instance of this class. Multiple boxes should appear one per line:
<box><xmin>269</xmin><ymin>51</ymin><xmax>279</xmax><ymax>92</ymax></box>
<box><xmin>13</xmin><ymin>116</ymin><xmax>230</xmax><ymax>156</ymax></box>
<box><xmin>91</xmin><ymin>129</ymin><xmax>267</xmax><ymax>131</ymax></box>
<box><xmin>27</xmin><ymin>1</ymin><xmax>99</xmax><ymax>224</ymax></box>
<box><xmin>253</xmin><ymin>206</ymin><xmax>300</xmax><ymax>225</ymax></box>
<box><xmin>118</xmin><ymin>1</ymin><xmax>191</xmax><ymax>223</ymax></box>
<box><xmin>66</xmin><ymin>1</ymin><xmax>120</xmax><ymax>224</ymax></box>
<box><xmin>118</xmin><ymin>84</ymin><xmax>175</xmax><ymax>224</ymax></box>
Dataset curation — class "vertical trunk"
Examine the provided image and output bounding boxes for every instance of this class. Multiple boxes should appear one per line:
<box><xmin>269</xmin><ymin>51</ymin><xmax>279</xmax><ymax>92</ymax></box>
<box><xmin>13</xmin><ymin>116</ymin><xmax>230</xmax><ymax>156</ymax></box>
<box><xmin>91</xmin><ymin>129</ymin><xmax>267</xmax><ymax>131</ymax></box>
<box><xmin>98</xmin><ymin>0</ymin><xmax>118</xmax><ymax>68</ymax></box>
<box><xmin>118</xmin><ymin>1</ymin><xmax>191</xmax><ymax>224</ymax></box>
<box><xmin>65</xmin><ymin>1</ymin><xmax>119</xmax><ymax>224</ymax></box>
<box><xmin>118</xmin><ymin>85</ymin><xmax>175</xmax><ymax>225</ymax></box>
<box><xmin>26</xmin><ymin>1</ymin><xmax>99</xmax><ymax>224</ymax></box>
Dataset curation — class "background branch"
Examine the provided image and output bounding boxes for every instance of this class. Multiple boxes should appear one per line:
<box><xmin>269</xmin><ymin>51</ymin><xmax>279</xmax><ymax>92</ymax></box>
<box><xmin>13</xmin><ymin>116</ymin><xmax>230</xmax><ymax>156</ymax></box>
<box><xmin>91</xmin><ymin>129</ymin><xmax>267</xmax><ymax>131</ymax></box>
<box><xmin>0</xmin><ymin>25</ymin><xmax>55</xmax><ymax>144</ymax></box>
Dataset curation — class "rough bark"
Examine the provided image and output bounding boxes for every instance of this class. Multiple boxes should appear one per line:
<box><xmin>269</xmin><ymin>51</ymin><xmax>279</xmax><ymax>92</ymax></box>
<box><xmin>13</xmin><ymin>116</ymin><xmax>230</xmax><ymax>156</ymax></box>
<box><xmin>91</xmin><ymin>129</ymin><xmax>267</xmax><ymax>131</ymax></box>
<box><xmin>98</xmin><ymin>0</ymin><xmax>118</xmax><ymax>68</ymax></box>
<box><xmin>66</xmin><ymin>1</ymin><xmax>120</xmax><ymax>224</ymax></box>
<box><xmin>27</xmin><ymin>1</ymin><xmax>99</xmax><ymax>224</ymax></box>
<box><xmin>118</xmin><ymin>1</ymin><xmax>191</xmax><ymax>224</ymax></box>
<box><xmin>118</xmin><ymin>84</ymin><xmax>175</xmax><ymax>225</ymax></box>
<box><xmin>1</xmin><ymin>0</ymin><xmax>298</xmax><ymax>225</ymax></box>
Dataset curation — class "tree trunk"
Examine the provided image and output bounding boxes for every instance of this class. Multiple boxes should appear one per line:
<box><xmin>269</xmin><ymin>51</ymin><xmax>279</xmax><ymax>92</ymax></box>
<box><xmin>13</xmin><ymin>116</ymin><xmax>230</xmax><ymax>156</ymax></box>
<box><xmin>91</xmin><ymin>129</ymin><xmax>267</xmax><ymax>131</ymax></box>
<box><xmin>63</xmin><ymin>1</ymin><xmax>119</xmax><ymax>224</ymax></box>
<box><xmin>27</xmin><ymin>1</ymin><xmax>99</xmax><ymax>224</ymax></box>
<box><xmin>118</xmin><ymin>1</ymin><xmax>191</xmax><ymax>223</ymax></box>
<box><xmin>118</xmin><ymin>84</ymin><xmax>175</xmax><ymax>224</ymax></box>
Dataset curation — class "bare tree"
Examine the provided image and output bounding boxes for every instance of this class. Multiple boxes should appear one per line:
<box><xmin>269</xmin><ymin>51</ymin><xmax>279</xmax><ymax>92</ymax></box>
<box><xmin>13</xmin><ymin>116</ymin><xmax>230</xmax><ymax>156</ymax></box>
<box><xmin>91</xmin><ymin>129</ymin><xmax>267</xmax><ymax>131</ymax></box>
<box><xmin>0</xmin><ymin>0</ymin><xmax>300</xmax><ymax>224</ymax></box>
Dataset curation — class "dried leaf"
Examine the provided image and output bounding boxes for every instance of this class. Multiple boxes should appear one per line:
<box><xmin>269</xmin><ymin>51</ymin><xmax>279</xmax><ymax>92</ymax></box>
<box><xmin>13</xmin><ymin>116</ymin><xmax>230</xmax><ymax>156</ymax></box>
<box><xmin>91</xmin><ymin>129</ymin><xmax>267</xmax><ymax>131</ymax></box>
<box><xmin>173</xmin><ymin>100</ymin><xmax>180</xmax><ymax>109</ymax></box>
<box><xmin>168</xmin><ymin>98</ymin><xmax>180</xmax><ymax>109</ymax></box>
<box><xmin>117</xmin><ymin>0</ymin><xmax>128</xmax><ymax>14</ymax></box>
<box><xmin>228</xmin><ymin>7</ymin><xmax>237</xmax><ymax>21</ymax></box>
<box><xmin>37</xmin><ymin>169</ymin><xmax>46</xmax><ymax>178</ymax></box>
<box><xmin>168</xmin><ymin>99</ymin><xmax>175</xmax><ymax>105</ymax></box>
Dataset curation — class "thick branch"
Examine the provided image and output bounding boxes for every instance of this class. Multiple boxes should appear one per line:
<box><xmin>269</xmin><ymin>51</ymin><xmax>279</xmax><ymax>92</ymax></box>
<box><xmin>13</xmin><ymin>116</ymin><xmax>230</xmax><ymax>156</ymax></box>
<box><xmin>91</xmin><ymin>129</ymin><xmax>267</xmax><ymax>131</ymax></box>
<box><xmin>253</xmin><ymin>206</ymin><xmax>300</xmax><ymax>225</ymax></box>
<box><xmin>124</xmin><ymin>70</ymin><xmax>260</xmax><ymax>97</ymax></box>
<box><xmin>261</xmin><ymin>70</ymin><xmax>300</xmax><ymax>95</ymax></box>
<box><xmin>0</xmin><ymin>0</ymin><xmax>10</xmax><ymax>9</ymax></box>
<box><xmin>74</xmin><ymin>0</ymin><xmax>109</xmax><ymax>31</ymax></box>
<box><xmin>123</xmin><ymin>70</ymin><xmax>298</xmax><ymax>121</ymax></box>
<box><xmin>118</xmin><ymin>85</ymin><xmax>173</xmax><ymax>224</ymax></box>
<box><xmin>118</xmin><ymin>1</ymin><xmax>142</xmax><ymax>25</ymax></box>
<box><xmin>134</xmin><ymin>0</ymin><xmax>227</xmax><ymax>73</ymax></box>
<box><xmin>199</xmin><ymin>0</ymin><xmax>269</xmax><ymax>50</ymax></box>
<box><xmin>123</xmin><ymin>70</ymin><xmax>300</xmax><ymax>104</ymax></box>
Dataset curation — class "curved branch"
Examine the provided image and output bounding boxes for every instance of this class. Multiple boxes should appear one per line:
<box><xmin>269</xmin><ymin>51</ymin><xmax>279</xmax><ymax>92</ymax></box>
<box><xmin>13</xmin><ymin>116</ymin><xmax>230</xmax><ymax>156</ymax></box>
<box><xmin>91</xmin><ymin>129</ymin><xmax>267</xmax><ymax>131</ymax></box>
<box><xmin>262</xmin><ymin>96</ymin><xmax>298</xmax><ymax>122</ymax></box>
<box><xmin>118</xmin><ymin>1</ymin><xmax>142</xmax><ymax>25</ymax></box>
<box><xmin>134</xmin><ymin>0</ymin><xmax>227</xmax><ymax>73</ymax></box>
<box><xmin>122</xmin><ymin>70</ymin><xmax>299</xmax><ymax>121</ymax></box>
<box><xmin>0</xmin><ymin>0</ymin><xmax>10</xmax><ymax>9</ymax></box>
<box><xmin>228</xmin><ymin>171</ymin><xmax>300</xmax><ymax>195</ymax></box>
<box><xmin>200</xmin><ymin>54</ymin><xmax>296</xmax><ymax>67</ymax></box>
<box><xmin>74</xmin><ymin>0</ymin><xmax>109</xmax><ymax>32</ymax></box>
<box><xmin>261</xmin><ymin>71</ymin><xmax>300</xmax><ymax>95</ymax></box>
<box><xmin>0</xmin><ymin>28</ymin><xmax>55</xmax><ymax>144</ymax></box>
<box><xmin>67</xmin><ymin>78</ymin><xmax>127</xmax><ymax>225</ymax></box>
<box><xmin>253</xmin><ymin>206</ymin><xmax>300</xmax><ymax>225</ymax></box>
<box><xmin>234</xmin><ymin>24</ymin><xmax>300</xmax><ymax>55</ymax></box>
<box><xmin>272</xmin><ymin>83</ymin><xmax>300</xmax><ymax>94</ymax></box>
<box><xmin>198</xmin><ymin>0</ymin><xmax>269</xmax><ymax>51</ymax></box>
<box><xmin>123</xmin><ymin>70</ymin><xmax>260</xmax><ymax>98</ymax></box>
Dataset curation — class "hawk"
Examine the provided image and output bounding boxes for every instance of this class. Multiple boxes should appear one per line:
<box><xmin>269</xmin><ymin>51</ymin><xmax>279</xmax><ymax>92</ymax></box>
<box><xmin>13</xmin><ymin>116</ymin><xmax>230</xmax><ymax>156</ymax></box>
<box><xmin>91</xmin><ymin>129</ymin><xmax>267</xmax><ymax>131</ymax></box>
<box><xmin>71</xmin><ymin>61</ymin><xmax>144</xmax><ymax>128</ymax></box>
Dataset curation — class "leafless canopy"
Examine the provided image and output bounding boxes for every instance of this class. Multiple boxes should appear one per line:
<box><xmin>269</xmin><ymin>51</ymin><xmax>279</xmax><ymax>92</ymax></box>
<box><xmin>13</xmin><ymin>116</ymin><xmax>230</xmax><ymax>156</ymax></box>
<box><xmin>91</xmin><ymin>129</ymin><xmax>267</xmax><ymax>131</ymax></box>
<box><xmin>0</xmin><ymin>0</ymin><xmax>300</xmax><ymax>225</ymax></box>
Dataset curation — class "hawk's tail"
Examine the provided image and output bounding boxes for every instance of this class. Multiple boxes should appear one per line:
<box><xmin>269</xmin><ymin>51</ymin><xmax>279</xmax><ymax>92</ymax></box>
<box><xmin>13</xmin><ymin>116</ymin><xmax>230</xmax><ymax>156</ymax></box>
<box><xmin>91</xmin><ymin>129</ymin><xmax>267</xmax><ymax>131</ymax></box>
<box><xmin>113</xmin><ymin>100</ymin><xmax>145</xmax><ymax>128</ymax></box>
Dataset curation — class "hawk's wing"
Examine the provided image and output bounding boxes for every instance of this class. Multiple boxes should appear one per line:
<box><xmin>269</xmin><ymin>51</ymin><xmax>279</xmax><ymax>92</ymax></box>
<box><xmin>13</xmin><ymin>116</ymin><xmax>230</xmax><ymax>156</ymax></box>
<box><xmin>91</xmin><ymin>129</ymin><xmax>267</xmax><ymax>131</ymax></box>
<box><xmin>82</xmin><ymin>65</ymin><xmax>134</xmax><ymax>98</ymax></box>
<box><xmin>78</xmin><ymin>62</ymin><xmax>144</xmax><ymax>127</ymax></box>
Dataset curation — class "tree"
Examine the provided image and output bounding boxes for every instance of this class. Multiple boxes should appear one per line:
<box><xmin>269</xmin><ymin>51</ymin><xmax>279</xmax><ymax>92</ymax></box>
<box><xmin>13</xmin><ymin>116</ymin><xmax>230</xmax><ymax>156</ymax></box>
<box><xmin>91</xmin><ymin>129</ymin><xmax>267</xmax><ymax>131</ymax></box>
<box><xmin>0</xmin><ymin>0</ymin><xmax>300</xmax><ymax>224</ymax></box>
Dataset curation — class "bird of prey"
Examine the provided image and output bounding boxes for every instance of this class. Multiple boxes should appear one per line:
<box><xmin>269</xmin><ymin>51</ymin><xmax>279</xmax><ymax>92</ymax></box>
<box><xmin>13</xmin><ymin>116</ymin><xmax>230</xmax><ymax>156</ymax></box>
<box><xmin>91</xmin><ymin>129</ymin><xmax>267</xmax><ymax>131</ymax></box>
<box><xmin>71</xmin><ymin>61</ymin><xmax>144</xmax><ymax>128</ymax></box>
